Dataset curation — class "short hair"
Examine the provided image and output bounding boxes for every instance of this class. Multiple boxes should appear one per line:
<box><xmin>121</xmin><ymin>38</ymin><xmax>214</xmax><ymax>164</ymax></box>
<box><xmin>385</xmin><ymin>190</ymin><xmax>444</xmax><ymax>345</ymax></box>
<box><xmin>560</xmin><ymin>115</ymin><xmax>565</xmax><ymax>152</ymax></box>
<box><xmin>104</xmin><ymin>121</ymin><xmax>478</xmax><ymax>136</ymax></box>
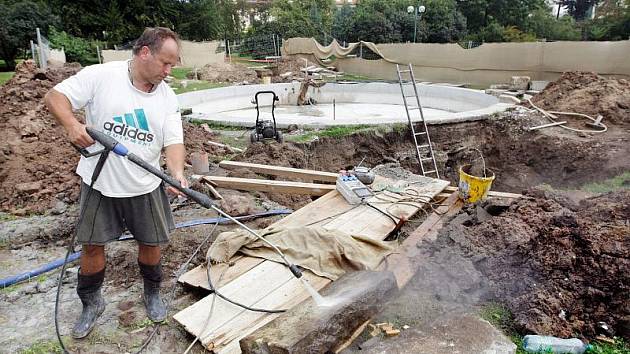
<box><xmin>132</xmin><ymin>27</ymin><xmax>180</xmax><ymax>56</ymax></box>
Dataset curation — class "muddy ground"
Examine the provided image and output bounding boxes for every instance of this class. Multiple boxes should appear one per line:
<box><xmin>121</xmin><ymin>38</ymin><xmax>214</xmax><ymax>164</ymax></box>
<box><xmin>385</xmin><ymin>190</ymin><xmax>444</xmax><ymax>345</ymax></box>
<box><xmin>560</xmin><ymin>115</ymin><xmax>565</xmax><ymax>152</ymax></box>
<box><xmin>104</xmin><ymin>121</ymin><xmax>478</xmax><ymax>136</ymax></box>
<box><xmin>1</xmin><ymin>69</ymin><xmax>629</xmax><ymax>353</ymax></box>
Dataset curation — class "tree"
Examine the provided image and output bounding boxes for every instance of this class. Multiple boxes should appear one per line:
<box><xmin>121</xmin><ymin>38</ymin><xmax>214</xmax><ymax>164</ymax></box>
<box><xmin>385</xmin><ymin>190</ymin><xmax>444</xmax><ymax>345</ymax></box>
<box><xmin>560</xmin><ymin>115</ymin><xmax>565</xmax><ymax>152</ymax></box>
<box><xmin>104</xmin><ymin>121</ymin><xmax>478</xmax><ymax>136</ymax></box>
<box><xmin>331</xmin><ymin>4</ymin><xmax>355</xmax><ymax>43</ymax></box>
<box><xmin>457</xmin><ymin>0</ymin><xmax>547</xmax><ymax>33</ymax></box>
<box><xmin>268</xmin><ymin>0</ymin><xmax>335</xmax><ymax>42</ymax></box>
<box><xmin>561</xmin><ymin>0</ymin><xmax>599</xmax><ymax>21</ymax></box>
<box><xmin>417</xmin><ymin>0</ymin><xmax>467</xmax><ymax>43</ymax></box>
<box><xmin>584</xmin><ymin>0</ymin><xmax>630</xmax><ymax>40</ymax></box>
<box><xmin>524</xmin><ymin>8</ymin><xmax>581</xmax><ymax>40</ymax></box>
<box><xmin>175</xmin><ymin>0</ymin><xmax>222</xmax><ymax>41</ymax></box>
<box><xmin>0</xmin><ymin>1</ymin><xmax>58</xmax><ymax>70</ymax></box>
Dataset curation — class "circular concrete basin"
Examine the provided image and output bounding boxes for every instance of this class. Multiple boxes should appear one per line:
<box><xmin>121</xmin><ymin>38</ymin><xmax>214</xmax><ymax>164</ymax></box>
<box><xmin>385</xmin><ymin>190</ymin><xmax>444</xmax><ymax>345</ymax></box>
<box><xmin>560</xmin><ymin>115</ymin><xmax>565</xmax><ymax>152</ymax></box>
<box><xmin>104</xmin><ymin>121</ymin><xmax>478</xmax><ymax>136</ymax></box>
<box><xmin>177</xmin><ymin>82</ymin><xmax>510</xmax><ymax>128</ymax></box>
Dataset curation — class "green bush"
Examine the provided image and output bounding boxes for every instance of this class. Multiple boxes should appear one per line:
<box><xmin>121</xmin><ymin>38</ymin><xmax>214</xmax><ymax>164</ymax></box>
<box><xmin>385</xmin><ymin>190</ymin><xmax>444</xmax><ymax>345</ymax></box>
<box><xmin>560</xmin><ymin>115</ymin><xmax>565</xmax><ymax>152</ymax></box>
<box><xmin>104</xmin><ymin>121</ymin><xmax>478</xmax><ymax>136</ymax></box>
<box><xmin>48</xmin><ymin>27</ymin><xmax>99</xmax><ymax>65</ymax></box>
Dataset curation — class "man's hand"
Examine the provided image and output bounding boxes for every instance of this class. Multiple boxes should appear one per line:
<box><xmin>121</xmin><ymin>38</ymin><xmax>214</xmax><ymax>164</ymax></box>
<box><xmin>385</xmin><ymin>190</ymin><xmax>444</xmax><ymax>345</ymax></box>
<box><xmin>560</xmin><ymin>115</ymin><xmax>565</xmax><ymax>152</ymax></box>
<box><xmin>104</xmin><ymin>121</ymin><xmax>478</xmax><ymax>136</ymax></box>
<box><xmin>67</xmin><ymin>123</ymin><xmax>95</xmax><ymax>148</ymax></box>
<box><xmin>166</xmin><ymin>174</ymin><xmax>188</xmax><ymax>196</ymax></box>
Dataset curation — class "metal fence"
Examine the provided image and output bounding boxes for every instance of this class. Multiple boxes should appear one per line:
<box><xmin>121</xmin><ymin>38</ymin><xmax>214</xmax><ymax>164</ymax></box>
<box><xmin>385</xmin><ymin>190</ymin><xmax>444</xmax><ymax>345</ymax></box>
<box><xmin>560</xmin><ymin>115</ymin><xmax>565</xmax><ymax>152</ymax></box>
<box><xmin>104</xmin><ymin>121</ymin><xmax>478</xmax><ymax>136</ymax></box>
<box><xmin>221</xmin><ymin>33</ymin><xmax>283</xmax><ymax>60</ymax></box>
<box><xmin>457</xmin><ymin>40</ymin><xmax>483</xmax><ymax>49</ymax></box>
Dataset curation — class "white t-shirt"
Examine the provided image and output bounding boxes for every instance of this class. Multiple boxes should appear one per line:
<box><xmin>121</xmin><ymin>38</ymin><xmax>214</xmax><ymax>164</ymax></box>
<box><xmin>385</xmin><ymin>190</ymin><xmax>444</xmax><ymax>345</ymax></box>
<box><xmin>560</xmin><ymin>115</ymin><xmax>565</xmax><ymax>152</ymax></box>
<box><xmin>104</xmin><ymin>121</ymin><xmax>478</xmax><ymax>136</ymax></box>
<box><xmin>54</xmin><ymin>60</ymin><xmax>183</xmax><ymax>197</ymax></box>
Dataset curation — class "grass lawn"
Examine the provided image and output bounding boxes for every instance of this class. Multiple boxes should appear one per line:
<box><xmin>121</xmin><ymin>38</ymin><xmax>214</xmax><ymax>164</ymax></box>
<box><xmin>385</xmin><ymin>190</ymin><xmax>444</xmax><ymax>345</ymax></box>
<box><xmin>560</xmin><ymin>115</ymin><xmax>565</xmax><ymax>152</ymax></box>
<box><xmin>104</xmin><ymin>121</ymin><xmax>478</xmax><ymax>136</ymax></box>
<box><xmin>0</xmin><ymin>71</ymin><xmax>15</xmax><ymax>85</ymax></box>
<box><xmin>170</xmin><ymin>80</ymin><xmax>228</xmax><ymax>94</ymax></box>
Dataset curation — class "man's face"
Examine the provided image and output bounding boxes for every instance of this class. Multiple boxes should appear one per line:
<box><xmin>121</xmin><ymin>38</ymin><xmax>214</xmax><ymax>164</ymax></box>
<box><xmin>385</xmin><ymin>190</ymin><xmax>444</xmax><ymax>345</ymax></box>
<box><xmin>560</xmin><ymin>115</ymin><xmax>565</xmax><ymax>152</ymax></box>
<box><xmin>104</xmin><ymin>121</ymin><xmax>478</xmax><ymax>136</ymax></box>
<box><xmin>138</xmin><ymin>38</ymin><xmax>180</xmax><ymax>85</ymax></box>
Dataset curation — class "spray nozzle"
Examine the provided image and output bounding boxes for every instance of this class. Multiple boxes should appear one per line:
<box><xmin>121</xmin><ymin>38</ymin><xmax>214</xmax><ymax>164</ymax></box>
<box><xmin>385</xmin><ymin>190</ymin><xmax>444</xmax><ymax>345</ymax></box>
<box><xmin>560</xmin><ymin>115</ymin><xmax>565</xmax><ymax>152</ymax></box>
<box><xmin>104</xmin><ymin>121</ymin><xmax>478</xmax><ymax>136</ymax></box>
<box><xmin>289</xmin><ymin>264</ymin><xmax>303</xmax><ymax>279</ymax></box>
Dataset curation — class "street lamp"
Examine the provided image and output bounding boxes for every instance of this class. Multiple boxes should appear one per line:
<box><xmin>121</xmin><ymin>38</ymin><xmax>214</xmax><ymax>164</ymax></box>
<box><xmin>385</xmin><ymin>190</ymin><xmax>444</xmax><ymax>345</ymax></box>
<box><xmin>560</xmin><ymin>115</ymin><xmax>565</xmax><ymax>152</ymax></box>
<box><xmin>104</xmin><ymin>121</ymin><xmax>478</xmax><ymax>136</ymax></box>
<box><xmin>407</xmin><ymin>4</ymin><xmax>426</xmax><ymax>43</ymax></box>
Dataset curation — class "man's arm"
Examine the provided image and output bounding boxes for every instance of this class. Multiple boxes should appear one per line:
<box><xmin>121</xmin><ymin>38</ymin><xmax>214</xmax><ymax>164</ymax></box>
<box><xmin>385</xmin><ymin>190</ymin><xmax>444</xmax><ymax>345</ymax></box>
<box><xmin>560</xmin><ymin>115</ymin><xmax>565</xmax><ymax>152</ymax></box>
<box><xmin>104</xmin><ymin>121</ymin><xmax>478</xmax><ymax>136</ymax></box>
<box><xmin>164</xmin><ymin>143</ymin><xmax>188</xmax><ymax>194</ymax></box>
<box><xmin>44</xmin><ymin>89</ymin><xmax>94</xmax><ymax>147</ymax></box>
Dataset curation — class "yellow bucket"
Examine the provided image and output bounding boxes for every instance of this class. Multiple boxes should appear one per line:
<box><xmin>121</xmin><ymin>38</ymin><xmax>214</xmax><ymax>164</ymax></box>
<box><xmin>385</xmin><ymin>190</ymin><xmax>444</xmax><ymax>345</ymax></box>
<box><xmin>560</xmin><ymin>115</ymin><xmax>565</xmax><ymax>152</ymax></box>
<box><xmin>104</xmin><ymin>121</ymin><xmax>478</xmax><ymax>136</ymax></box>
<box><xmin>458</xmin><ymin>164</ymin><xmax>495</xmax><ymax>203</ymax></box>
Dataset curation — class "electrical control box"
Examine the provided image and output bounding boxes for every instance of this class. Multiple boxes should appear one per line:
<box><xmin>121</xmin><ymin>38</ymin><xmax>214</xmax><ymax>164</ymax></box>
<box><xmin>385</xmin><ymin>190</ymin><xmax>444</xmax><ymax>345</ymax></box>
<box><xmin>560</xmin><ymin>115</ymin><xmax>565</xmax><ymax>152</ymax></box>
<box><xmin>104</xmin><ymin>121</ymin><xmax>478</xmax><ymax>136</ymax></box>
<box><xmin>336</xmin><ymin>174</ymin><xmax>373</xmax><ymax>205</ymax></box>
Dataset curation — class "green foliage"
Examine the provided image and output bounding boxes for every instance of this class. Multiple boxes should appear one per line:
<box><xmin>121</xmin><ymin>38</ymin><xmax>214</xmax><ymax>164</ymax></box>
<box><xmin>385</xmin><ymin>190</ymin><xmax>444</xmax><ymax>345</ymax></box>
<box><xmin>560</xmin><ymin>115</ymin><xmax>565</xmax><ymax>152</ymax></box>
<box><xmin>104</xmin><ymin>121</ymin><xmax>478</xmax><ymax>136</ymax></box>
<box><xmin>584</xmin><ymin>2</ymin><xmax>630</xmax><ymax>41</ymax></box>
<box><xmin>176</xmin><ymin>0</ymin><xmax>223</xmax><ymax>41</ymax></box>
<box><xmin>269</xmin><ymin>0</ymin><xmax>335</xmax><ymax>42</ymax></box>
<box><xmin>561</xmin><ymin>0</ymin><xmax>599</xmax><ymax>21</ymax></box>
<box><xmin>581</xmin><ymin>172</ymin><xmax>630</xmax><ymax>193</ymax></box>
<box><xmin>503</xmin><ymin>26</ymin><xmax>537</xmax><ymax>42</ymax></box>
<box><xmin>480</xmin><ymin>303</ymin><xmax>630</xmax><ymax>354</ymax></box>
<box><xmin>524</xmin><ymin>8</ymin><xmax>581</xmax><ymax>40</ymax></box>
<box><xmin>0</xmin><ymin>1</ymin><xmax>58</xmax><ymax>70</ymax></box>
<box><xmin>170</xmin><ymin>81</ymin><xmax>228</xmax><ymax>94</ymax></box>
<box><xmin>417</xmin><ymin>0</ymin><xmax>468</xmax><ymax>43</ymax></box>
<box><xmin>170</xmin><ymin>67</ymin><xmax>192</xmax><ymax>80</ymax></box>
<box><xmin>588</xmin><ymin>337</ymin><xmax>630</xmax><ymax>354</ymax></box>
<box><xmin>19</xmin><ymin>340</ymin><xmax>63</xmax><ymax>354</ymax></box>
<box><xmin>48</xmin><ymin>27</ymin><xmax>98</xmax><ymax>65</ymax></box>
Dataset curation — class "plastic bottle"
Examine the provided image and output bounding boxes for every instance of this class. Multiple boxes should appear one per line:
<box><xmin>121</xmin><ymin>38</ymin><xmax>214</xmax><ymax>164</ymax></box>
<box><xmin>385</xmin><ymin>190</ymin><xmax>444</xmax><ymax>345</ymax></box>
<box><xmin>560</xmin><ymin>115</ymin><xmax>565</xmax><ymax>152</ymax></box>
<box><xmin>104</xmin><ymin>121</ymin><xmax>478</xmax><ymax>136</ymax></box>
<box><xmin>523</xmin><ymin>335</ymin><xmax>591</xmax><ymax>354</ymax></box>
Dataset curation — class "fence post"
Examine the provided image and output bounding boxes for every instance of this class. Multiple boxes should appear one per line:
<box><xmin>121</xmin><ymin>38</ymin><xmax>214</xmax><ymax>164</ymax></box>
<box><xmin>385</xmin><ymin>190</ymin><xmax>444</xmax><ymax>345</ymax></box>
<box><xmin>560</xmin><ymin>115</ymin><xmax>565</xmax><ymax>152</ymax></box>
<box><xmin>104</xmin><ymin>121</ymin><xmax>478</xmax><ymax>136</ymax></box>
<box><xmin>272</xmin><ymin>34</ymin><xmax>277</xmax><ymax>57</ymax></box>
<box><xmin>30</xmin><ymin>40</ymin><xmax>36</xmax><ymax>62</ymax></box>
<box><xmin>226</xmin><ymin>39</ymin><xmax>231</xmax><ymax>62</ymax></box>
<box><xmin>359</xmin><ymin>42</ymin><xmax>363</xmax><ymax>59</ymax></box>
<box><xmin>96</xmin><ymin>45</ymin><xmax>102</xmax><ymax>64</ymax></box>
<box><xmin>36</xmin><ymin>27</ymin><xmax>47</xmax><ymax>70</ymax></box>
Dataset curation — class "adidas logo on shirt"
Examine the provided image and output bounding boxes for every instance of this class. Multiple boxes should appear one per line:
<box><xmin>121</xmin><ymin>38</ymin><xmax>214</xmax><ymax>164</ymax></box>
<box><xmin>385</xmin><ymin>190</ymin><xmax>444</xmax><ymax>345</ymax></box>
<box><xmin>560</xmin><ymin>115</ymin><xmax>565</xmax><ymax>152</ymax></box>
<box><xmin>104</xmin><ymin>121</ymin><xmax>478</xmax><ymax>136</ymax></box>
<box><xmin>103</xmin><ymin>108</ymin><xmax>154</xmax><ymax>143</ymax></box>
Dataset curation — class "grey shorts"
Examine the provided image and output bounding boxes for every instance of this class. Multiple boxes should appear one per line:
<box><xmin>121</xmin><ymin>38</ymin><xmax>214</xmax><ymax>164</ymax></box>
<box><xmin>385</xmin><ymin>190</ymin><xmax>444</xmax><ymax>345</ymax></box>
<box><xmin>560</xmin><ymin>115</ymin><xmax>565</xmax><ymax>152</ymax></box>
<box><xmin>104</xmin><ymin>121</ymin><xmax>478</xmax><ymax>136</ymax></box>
<box><xmin>76</xmin><ymin>183</ymin><xmax>175</xmax><ymax>245</ymax></box>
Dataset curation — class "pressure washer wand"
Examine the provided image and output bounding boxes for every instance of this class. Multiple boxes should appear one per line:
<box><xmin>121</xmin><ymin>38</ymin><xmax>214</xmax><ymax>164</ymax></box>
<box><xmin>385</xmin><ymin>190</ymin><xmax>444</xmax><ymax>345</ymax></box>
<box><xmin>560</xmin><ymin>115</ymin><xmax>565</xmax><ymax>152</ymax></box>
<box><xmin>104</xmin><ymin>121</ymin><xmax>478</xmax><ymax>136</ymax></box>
<box><xmin>85</xmin><ymin>127</ymin><xmax>303</xmax><ymax>279</ymax></box>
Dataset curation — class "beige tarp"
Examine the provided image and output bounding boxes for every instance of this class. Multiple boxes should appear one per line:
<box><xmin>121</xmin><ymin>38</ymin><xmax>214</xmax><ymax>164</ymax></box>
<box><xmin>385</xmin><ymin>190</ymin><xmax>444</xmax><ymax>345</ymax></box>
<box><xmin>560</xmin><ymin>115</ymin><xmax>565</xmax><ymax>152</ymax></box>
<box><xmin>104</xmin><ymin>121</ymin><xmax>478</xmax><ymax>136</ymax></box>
<box><xmin>207</xmin><ymin>226</ymin><xmax>395</xmax><ymax>280</ymax></box>
<box><xmin>284</xmin><ymin>38</ymin><xmax>396</xmax><ymax>63</ymax></box>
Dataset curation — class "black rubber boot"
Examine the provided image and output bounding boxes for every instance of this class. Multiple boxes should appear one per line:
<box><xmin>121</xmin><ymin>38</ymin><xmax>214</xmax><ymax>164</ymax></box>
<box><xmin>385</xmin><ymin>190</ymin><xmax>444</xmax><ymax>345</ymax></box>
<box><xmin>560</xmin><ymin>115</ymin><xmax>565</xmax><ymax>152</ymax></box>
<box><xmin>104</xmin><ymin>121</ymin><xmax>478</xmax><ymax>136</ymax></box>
<box><xmin>139</xmin><ymin>261</ymin><xmax>167</xmax><ymax>322</ymax></box>
<box><xmin>72</xmin><ymin>269</ymin><xmax>106</xmax><ymax>339</ymax></box>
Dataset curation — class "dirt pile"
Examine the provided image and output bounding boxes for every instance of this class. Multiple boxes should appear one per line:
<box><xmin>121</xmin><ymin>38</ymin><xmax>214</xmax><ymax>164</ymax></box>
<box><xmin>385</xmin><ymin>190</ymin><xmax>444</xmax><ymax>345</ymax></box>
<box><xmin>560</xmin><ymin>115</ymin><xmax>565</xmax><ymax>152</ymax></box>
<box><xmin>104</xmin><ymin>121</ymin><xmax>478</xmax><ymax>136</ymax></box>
<box><xmin>0</xmin><ymin>60</ymin><xmax>83</xmax><ymax>214</ymax></box>
<box><xmin>271</xmin><ymin>57</ymin><xmax>308</xmax><ymax>83</ymax></box>
<box><xmin>531</xmin><ymin>71</ymin><xmax>630</xmax><ymax>125</ymax></box>
<box><xmin>438</xmin><ymin>189</ymin><xmax>630</xmax><ymax>339</ymax></box>
<box><xmin>0</xmin><ymin>60</ymin><xmax>219</xmax><ymax>214</ymax></box>
<box><xmin>194</xmin><ymin>62</ymin><xmax>259</xmax><ymax>84</ymax></box>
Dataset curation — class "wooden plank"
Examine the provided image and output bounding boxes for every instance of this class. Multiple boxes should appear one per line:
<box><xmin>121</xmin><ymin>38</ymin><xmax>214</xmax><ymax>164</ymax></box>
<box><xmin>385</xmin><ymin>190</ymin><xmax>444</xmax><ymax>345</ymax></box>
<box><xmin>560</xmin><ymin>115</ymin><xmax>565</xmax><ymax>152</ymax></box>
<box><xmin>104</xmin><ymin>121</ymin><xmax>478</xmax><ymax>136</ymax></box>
<box><xmin>176</xmin><ymin>175</ymin><xmax>451</xmax><ymax>353</ymax></box>
<box><xmin>206</xmin><ymin>184</ymin><xmax>224</xmax><ymax>200</ymax></box>
<box><xmin>444</xmin><ymin>186</ymin><xmax>523</xmax><ymax>199</ymax></box>
<box><xmin>219</xmin><ymin>161</ymin><xmax>338</xmax><ymax>183</ymax></box>
<box><xmin>174</xmin><ymin>261</ymin><xmax>293</xmax><ymax>343</ymax></box>
<box><xmin>378</xmin><ymin>192</ymin><xmax>463</xmax><ymax>288</ymax></box>
<box><xmin>179</xmin><ymin>256</ymin><xmax>265</xmax><ymax>290</ymax></box>
<box><xmin>332</xmin><ymin>319</ymin><xmax>371</xmax><ymax>353</ymax></box>
<box><xmin>202</xmin><ymin>176</ymin><xmax>335</xmax><ymax>196</ymax></box>
<box><xmin>214</xmin><ymin>272</ymin><xmax>329</xmax><ymax>353</ymax></box>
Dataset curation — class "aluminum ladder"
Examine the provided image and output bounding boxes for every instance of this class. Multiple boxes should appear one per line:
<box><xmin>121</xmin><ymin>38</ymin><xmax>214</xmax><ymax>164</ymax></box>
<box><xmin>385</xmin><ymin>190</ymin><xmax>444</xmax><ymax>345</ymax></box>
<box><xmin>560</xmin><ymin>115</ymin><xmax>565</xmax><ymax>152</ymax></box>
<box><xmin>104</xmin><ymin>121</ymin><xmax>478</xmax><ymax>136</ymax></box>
<box><xmin>396</xmin><ymin>63</ymin><xmax>439</xmax><ymax>178</ymax></box>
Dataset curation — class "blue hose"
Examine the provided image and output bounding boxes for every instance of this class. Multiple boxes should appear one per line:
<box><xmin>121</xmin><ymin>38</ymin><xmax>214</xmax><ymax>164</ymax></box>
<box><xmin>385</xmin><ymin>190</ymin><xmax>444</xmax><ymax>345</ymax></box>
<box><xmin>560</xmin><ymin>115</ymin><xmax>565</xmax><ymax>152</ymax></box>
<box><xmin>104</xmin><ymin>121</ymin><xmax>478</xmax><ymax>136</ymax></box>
<box><xmin>0</xmin><ymin>209</ymin><xmax>292</xmax><ymax>288</ymax></box>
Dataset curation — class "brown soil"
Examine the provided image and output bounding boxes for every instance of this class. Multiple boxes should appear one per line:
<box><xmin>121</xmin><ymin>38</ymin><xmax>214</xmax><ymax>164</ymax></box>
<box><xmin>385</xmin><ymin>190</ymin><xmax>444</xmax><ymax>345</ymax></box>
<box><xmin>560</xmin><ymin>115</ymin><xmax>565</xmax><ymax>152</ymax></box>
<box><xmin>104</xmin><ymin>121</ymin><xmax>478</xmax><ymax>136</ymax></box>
<box><xmin>271</xmin><ymin>57</ymin><xmax>308</xmax><ymax>83</ymax></box>
<box><xmin>235</xmin><ymin>112</ymin><xmax>629</xmax><ymax>193</ymax></box>
<box><xmin>194</xmin><ymin>61</ymin><xmax>260</xmax><ymax>84</ymax></box>
<box><xmin>0</xmin><ymin>61</ymin><xmax>221</xmax><ymax>214</ymax></box>
<box><xmin>435</xmin><ymin>189</ymin><xmax>630</xmax><ymax>340</ymax></box>
<box><xmin>0</xmin><ymin>60</ymin><xmax>83</xmax><ymax>215</ymax></box>
<box><xmin>531</xmin><ymin>71</ymin><xmax>630</xmax><ymax>126</ymax></box>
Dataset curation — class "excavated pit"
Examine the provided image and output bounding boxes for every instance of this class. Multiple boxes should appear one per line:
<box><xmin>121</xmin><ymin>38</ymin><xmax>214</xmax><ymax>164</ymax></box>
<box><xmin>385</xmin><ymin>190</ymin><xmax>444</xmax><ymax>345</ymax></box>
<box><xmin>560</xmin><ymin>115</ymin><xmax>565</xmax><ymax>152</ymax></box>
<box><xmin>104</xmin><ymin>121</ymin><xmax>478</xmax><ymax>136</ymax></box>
<box><xmin>1</xmin><ymin>64</ymin><xmax>628</xmax><ymax>352</ymax></box>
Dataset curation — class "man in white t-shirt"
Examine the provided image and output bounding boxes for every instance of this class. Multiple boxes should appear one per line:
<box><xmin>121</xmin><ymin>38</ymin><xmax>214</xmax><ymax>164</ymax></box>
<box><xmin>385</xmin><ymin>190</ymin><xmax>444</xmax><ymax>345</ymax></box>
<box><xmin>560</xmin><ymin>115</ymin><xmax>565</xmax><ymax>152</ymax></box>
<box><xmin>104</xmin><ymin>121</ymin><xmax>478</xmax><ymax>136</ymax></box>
<box><xmin>45</xmin><ymin>27</ymin><xmax>186</xmax><ymax>339</ymax></box>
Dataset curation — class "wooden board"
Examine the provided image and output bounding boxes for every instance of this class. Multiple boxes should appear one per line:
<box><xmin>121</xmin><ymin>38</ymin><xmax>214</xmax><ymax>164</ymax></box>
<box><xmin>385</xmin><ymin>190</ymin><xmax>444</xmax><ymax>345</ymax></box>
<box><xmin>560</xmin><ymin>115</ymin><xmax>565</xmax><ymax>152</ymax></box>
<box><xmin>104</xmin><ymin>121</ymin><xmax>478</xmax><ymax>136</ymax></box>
<box><xmin>219</xmin><ymin>161</ymin><xmax>338</xmax><ymax>183</ymax></box>
<box><xmin>377</xmin><ymin>192</ymin><xmax>463</xmax><ymax>288</ymax></box>
<box><xmin>201</xmin><ymin>176</ymin><xmax>335</xmax><ymax>196</ymax></box>
<box><xmin>179</xmin><ymin>255</ymin><xmax>265</xmax><ymax>290</ymax></box>
<box><xmin>175</xmin><ymin>175</ymin><xmax>450</xmax><ymax>352</ymax></box>
<box><xmin>444</xmin><ymin>186</ymin><xmax>523</xmax><ymax>199</ymax></box>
